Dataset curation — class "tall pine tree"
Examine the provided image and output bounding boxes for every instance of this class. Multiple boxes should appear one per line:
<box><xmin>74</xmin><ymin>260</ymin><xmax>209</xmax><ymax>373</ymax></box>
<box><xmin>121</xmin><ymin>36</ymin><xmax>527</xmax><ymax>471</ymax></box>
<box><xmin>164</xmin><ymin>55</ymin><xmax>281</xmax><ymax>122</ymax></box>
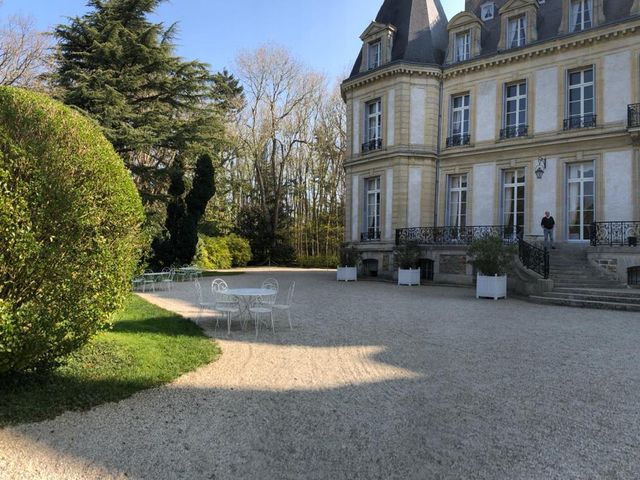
<box><xmin>51</xmin><ymin>0</ymin><xmax>241</xmax><ymax>233</ymax></box>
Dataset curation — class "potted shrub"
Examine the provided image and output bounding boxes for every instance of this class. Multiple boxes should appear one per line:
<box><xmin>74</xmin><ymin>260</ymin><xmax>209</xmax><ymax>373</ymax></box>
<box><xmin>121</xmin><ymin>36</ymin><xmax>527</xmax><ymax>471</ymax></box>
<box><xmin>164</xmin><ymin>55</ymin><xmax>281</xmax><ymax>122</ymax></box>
<box><xmin>337</xmin><ymin>246</ymin><xmax>359</xmax><ymax>282</ymax></box>
<box><xmin>467</xmin><ymin>236</ymin><xmax>515</xmax><ymax>300</ymax></box>
<box><xmin>395</xmin><ymin>241</ymin><xmax>421</xmax><ymax>286</ymax></box>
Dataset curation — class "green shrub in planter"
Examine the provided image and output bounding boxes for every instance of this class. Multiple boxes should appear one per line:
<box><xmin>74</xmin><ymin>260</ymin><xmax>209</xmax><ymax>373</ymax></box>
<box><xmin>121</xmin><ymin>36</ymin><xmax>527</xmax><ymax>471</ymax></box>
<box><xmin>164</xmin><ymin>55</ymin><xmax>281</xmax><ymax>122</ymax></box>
<box><xmin>394</xmin><ymin>241</ymin><xmax>421</xmax><ymax>269</ymax></box>
<box><xmin>467</xmin><ymin>236</ymin><xmax>516</xmax><ymax>276</ymax></box>
<box><xmin>0</xmin><ymin>87</ymin><xmax>144</xmax><ymax>374</ymax></box>
<box><xmin>339</xmin><ymin>246</ymin><xmax>361</xmax><ymax>267</ymax></box>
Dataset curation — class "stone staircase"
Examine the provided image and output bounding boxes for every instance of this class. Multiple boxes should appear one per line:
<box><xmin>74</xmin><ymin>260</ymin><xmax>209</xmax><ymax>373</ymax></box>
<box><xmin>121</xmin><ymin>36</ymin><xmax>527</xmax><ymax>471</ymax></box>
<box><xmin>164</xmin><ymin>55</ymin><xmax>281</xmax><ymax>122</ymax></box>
<box><xmin>528</xmin><ymin>244</ymin><xmax>640</xmax><ymax>311</ymax></box>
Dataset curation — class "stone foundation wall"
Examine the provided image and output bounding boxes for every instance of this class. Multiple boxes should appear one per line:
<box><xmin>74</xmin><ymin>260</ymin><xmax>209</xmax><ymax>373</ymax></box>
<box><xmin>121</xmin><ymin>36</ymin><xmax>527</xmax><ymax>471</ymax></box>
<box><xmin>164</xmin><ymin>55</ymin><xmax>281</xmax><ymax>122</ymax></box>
<box><xmin>587</xmin><ymin>247</ymin><xmax>640</xmax><ymax>284</ymax></box>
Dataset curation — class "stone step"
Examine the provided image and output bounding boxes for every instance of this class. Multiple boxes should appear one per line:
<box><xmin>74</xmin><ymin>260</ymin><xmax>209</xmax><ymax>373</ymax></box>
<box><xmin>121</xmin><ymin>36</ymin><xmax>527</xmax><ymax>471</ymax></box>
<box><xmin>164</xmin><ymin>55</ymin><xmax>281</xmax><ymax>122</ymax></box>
<box><xmin>553</xmin><ymin>283</ymin><xmax>623</xmax><ymax>289</ymax></box>
<box><xmin>529</xmin><ymin>295</ymin><xmax>640</xmax><ymax>312</ymax></box>
<box><xmin>542</xmin><ymin>292</ymin><xmax>640</xmax><ymax>305</ymax></box>
<box><xmin>553</xmin><ymin>287</ymin><xmax>640</xmax><ymax>297</ymax></box>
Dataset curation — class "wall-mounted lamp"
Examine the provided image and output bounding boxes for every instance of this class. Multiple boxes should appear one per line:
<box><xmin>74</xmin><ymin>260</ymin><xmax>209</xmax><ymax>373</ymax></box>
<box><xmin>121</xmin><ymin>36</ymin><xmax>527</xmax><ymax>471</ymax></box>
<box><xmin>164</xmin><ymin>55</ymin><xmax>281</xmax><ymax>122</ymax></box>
<box><xmin>535</xmin><ymin>157</ymin><xmax>547</xmax><ymax>179</ymax></box>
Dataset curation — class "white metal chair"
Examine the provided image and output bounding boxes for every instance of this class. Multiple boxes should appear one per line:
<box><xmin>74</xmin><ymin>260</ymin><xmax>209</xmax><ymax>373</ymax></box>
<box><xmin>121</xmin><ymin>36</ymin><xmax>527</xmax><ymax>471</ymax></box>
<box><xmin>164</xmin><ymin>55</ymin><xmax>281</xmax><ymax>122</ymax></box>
<box><xmin>211</xmin><ymin>279</ymin><xmax>240</xmax><ymax>333</ymax></box>
<box><xmin>249</xmin><ymin>296</ymin><xmax>274</xmax><ymax>337</ymax></box>
<box><xmin>142</xmin><ymin>270</ymin><xmax>156</xmax><ymax>292</ymax></box>
<box><xmin>193</xmin><ymin>281</ymin><xmax>216</xmax><ymax>324</ymax></box>
<box><xmin>272</xmin><ymin>281</ymin><xmax>295</xmax><ymax>330</ymax></box>
<box><xmin>132</xmin><ymin>276</ymin><xmax>145</xmax><ymax>291</ymax></box>
<box><xmin>160</xmin><ymin>267</ymin><xmax>174</xmax><ymax>291</ymax></box>
<box><xmin>261</xmin><ymin>277</ymin><xmax>279</xmax><ymax>293</ymax></box>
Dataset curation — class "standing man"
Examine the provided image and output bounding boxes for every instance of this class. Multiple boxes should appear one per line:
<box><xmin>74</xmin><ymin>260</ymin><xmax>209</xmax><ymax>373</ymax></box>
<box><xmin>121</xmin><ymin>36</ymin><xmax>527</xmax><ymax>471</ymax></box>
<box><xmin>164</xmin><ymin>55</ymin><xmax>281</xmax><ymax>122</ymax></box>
<box><xmin>541</xmin><ymin>211</ymin><xmax>556</xmax><ymax>250</ymax></box>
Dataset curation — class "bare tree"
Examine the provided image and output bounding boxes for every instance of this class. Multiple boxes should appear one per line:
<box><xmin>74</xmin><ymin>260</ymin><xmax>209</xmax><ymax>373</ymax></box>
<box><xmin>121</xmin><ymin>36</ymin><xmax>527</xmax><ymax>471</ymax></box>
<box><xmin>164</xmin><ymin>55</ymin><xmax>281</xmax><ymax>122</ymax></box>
<box><xmin>0</xmin><ymin>13</ymin><xmax>48</xmax><ymax>87</ymax></box>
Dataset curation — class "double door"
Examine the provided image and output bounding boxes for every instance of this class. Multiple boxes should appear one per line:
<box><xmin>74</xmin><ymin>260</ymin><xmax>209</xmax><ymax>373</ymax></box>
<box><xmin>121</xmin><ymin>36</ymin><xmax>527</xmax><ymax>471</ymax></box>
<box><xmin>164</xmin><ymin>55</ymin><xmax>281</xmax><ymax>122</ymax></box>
<box><xmin>567</xmin><ymin>162</ymin><xmax>595</xmax><ymax>241</ymax></box>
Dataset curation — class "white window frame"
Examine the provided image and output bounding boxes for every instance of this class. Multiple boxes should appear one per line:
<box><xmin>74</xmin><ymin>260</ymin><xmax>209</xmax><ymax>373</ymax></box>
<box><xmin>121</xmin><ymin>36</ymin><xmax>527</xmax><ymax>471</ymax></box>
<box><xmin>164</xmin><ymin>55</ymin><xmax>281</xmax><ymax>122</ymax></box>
<box><xmin>507</xmin><ymin>15</ymin><xmax>527</xmax><ymax>48</ymax></box>
<box><xmin>566</xmin><ymin>161</ymin><xmax>595</xmax><ymax>241</ymax></box>
<box><xmin>368</xmin><ymin>40</ymin><xmax>382</xmax><ymax>70</ymax></box>
<box><xmin>450</xmin><ymin>94</ymin><xmax>470</xmax><ymax>138</ymax></box>
<box><xmin>455</xmin><ymin>31</ymin><xmax>471</xmax><ymax>63</ymax></box>
<box><xmin>446</xmin><ymin>174</ymin><xmax>468</xmax><ymax>228</ymax></box>
<box><xmin>365</xmin><ymin>176</ymin><xmax>381</xmax><ymax>239</ymax></box>
<box><xmin>503</xmin><ymin>81</ymin><xmax>528</xmax><ymax>136</ymax></box>
<box><xmin>570</xmin><ymin>0</ymin><xmax>593</xmax><ymax>32</ymax></box>
<box><xmin>567</xmin><ymin>67</ymin><xmax>595</xmax><ymax>125</ymax></box>
<box><xmin>501</xmin><ymin>168</ymin><xmax>526</xmax><ymax>237</ymax></box>
<box><xmin>365</xmin><ymin>98</ymin><xmax>382</xmax><ymax>146</ymax></box>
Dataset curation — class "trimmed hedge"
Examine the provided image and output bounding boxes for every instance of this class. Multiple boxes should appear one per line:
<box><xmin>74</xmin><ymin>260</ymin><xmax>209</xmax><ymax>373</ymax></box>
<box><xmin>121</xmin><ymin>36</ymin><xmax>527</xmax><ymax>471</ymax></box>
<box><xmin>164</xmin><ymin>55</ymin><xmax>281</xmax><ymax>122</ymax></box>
<box><xmin>0</xmin><ymin>87</ymin><xmax>144</xmax><ymax>374</ymax></box>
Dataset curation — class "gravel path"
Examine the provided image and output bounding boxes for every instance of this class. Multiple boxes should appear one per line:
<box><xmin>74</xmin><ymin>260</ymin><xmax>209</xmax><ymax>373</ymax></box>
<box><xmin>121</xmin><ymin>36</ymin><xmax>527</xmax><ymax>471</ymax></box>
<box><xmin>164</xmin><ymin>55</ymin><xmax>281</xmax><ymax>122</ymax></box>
<box><xmin>1</xmin><ymin>270</ymin><xmax>640</xmax><ymax>479</ymax></box>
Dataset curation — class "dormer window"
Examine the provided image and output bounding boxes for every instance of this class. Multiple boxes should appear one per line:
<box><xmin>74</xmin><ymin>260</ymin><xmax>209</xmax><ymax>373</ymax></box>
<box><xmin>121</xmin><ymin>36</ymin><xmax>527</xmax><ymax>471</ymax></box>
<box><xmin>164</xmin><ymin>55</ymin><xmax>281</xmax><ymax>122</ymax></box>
<box><xmin>507</xmin><ymin>16</ymin><xmax>527</xmax><ymax>48</ymax></box>
<box><xmin>455</xmin><ymin>31</ymin><xmax>471</xmax><ymax>62</ymax></box>
<box><xmin>368</xmin><ymin>40</ymin><xmax>382</xmax><ymax>70</ymax></box>
<box><xmin>570</xmin><ymin>0</ymin><xmax>593</xmax><ymax>31</ymax></box>
<box><xmin>481</xmin><ymin>2</ymin><xmax>495</xmax><ymax>20</ymax></box>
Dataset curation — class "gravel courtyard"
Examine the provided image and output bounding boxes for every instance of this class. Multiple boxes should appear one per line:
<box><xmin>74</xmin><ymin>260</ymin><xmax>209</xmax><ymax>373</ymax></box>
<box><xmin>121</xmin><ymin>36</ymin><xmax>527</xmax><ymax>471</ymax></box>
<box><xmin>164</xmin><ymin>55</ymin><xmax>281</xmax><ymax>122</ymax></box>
<box><xmin>1</xmin><ymin>269</ymin><xmax>639</xmax><ymax>479</ymax></box>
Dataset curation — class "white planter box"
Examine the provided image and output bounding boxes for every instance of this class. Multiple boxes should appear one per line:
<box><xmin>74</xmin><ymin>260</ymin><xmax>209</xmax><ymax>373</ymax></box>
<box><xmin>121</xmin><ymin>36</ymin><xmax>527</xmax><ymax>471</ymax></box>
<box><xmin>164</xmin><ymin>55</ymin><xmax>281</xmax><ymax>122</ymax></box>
<box><xmin>476</xmin><ymin>274</ymin><xmax>507</xmax><ymax>300</ymax></box>
<box><xmin>337</xmin><ymin>266</ymin><xmax>357</xmax><ymax>282</ymax></box>
<box><xmin>398</xmin><ymin>268</ymin><xmax>421</xmax><ymax>286</ymax></box>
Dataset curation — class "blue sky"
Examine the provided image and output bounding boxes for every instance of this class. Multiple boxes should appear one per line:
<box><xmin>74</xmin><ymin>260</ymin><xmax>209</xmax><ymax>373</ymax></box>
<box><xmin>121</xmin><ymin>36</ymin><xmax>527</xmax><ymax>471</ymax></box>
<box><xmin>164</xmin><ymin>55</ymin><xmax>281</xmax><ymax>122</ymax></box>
<box><xmin>0</xmin><ymin>0</ymin><xmax>464</xmax><ymax>83</ymax></box>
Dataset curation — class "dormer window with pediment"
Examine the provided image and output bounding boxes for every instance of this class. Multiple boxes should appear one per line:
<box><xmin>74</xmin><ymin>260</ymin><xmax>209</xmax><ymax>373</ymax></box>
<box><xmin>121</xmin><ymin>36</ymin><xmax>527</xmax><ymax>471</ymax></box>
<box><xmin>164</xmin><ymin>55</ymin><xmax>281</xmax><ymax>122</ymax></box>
<box><xmin>559</xmin><ymin>0</ymin><xmax>604</xmax><ymax>33</ymax></box>
<box><xmin>359</xmin><ymin>22</ymin><xmax>396</xmax><ymax>73</ymax></box>
<box><xmin>497</xmin><ymin>0</ymin><xmax>539</xmax><ymax>51</ymax></box>
<box><xmin>446</xmin><ymin>12</ymin><xmax>482</xmax><ymax>64</ymax></box>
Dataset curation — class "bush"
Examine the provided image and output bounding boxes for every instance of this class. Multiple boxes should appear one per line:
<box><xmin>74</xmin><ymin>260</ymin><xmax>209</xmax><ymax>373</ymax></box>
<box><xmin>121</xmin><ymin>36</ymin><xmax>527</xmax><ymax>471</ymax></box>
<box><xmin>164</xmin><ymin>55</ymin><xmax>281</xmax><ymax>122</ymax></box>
<box><xmin>225</xmin><ymin>233</ymin><xmax>252</xmax><ymax>267</ymax></box>
<box><xmin>467</xmin><ymin>236</ymin><xmax>516</xmax><ymax>276</ymax></box>
<box><xmin>194</xmin><ymin>235</ymin><xmax>232</xmax><ymax>270</ymax></box>
<box><xmin>0</xmin><ymin>87</ymin><xmax>144</xmax><ymax>374</ymax></box>
<box><xmin>297</xmin><ymin>255</ymin><xmax>339</xmax><ymax>269</ymax></box>
<box><xmin>339</xmin><ymin>246</ymin><xmax>361</xmax><ymax>267</ymax></box>
<box><xmin>394</xmin><ymin>241</ymin><xmax>421</xmax><ymax>269</ymax></box>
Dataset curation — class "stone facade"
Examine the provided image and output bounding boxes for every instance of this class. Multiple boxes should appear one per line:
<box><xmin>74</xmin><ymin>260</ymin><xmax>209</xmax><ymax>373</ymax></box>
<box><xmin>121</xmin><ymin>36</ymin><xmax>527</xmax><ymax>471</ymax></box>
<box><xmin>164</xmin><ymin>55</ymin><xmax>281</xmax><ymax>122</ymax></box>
<box><xmin>342</xmin><ymin>0</ymin><xmax>640</xmax><ymax>284</ymax></box>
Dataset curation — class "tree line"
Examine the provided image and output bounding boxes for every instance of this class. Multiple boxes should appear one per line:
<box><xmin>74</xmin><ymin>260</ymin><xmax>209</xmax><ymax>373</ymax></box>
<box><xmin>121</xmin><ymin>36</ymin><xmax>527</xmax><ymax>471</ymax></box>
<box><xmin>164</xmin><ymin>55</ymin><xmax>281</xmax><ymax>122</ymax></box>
<box><xmin>0</xmin><ymin>0</ymin><xmax>345</xmax><ymax>267</ymax></box>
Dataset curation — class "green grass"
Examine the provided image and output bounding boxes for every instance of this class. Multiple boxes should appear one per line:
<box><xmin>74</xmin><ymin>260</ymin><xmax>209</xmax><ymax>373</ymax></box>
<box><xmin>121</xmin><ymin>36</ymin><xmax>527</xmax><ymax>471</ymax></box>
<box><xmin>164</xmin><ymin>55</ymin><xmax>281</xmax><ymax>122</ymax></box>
<box><xmin>0</xmin><ymin>296</ymin><xmax>219</xmax><ymax>427</ymax></box>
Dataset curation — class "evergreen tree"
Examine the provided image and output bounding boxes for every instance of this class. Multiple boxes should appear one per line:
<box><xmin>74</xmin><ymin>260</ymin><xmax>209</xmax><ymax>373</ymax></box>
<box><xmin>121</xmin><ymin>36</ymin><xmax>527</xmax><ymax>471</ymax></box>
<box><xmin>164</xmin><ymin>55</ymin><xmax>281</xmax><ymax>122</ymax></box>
<box><xmin>50</xmin><ymin>0</ymin><xmax>240</xmax><ymax>216</ymax></box>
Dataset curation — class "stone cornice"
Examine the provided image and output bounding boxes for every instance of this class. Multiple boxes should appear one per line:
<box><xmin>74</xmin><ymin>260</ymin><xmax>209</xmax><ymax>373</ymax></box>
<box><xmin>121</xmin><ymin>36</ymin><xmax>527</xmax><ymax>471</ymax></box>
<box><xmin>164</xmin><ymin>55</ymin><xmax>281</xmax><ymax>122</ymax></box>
<box><xmin>444</xmin><ymin>18</ymin><xmax>640</xmax><ymax>80</ymax></box>
<box><xmin>341</xmin><ymin>63</ymin><xmax>442</xmax><ymax>98</ymax></box>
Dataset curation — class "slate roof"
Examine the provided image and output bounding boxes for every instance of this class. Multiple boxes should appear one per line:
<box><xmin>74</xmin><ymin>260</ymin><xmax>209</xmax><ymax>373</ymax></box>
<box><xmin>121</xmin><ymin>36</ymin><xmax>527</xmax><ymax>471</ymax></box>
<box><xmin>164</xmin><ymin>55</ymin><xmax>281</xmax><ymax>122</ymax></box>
<box><xmin>348</xmin><ymin>0</ymin><xmax>639</xmax><ymax>80</ymax></box>
<box><xmin>466</xmin><ymin>0</ymin><xmax>638</xmax><ymax>57</ymax></box>
<box><xmin>349</xmin><ymin>0</ymin><xmax>449</xmax><ymax>78</ymax></box>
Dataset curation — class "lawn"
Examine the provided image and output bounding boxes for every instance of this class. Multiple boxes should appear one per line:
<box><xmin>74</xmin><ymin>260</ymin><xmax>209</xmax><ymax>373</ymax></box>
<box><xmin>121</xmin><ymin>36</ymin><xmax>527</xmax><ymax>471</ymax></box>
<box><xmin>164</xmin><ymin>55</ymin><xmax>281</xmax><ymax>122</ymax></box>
<box><xmin>0</xmin><ymin>295</ymin><xmax>219</xmax><ymax>427</ymax></box>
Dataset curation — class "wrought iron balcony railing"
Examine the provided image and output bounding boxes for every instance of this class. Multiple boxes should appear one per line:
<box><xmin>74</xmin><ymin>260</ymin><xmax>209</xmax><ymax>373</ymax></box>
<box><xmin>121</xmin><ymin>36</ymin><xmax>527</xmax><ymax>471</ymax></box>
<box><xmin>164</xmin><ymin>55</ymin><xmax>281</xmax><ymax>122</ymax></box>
<box><xmin>590</xmin><ymin>221</ymin><xmax>640</xmax><ymax>247</ymax></box>
<box><xmin>361</xmin><ymin>138</ymin><xmax>383</xmax><ymax>153</ymax></box>
<box><xmin>395</xmin><ymin>225</ymin><xmax>522</xmax><ymax>246</ymax></box>
<box><xmin>361</xmin><ymin>229</ymin><xmax>381</xmax><ymax>242</ymax></box>
<box><xmin>518</xmin><ymin>238</ymin><xmax>549</xmax><ymax>279</ymax></box>
<box><xmin>500</xmin><ymin>125</ymin><xmax>528</xmax><ymax>139</ymax></box>
<box><xmin>446</xmin><ymin>134</ymin><xmax>470</xmax><ymax>148</ymax></box>
<box><xmin>628</xmin><ymin>103</ymin><xmax>640</xmax><ymax>129</ymax></box>
<box><xmin>563</xmin><ymin>114</ymin><xmax>597</xmax><ymax>130</ymax></box>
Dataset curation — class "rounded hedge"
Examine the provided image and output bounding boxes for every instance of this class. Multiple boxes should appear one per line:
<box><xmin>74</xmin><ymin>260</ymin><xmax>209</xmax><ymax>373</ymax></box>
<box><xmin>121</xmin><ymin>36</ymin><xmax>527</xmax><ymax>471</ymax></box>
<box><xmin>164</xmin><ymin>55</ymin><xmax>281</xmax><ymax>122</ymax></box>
<box><xmin>0</xmin><ymin>87</ymin><xmax>144</xmax><ymax>374</ymax></box>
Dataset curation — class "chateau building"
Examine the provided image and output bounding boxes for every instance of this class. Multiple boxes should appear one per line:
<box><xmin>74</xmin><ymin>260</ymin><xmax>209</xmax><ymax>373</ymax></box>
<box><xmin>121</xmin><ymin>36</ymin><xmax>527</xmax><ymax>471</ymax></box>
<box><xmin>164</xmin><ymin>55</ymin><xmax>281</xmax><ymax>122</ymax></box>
<box><xmin>341</xmin><ymin>0</ymin><xmax>640</xmax><ymax>287</ymax></box>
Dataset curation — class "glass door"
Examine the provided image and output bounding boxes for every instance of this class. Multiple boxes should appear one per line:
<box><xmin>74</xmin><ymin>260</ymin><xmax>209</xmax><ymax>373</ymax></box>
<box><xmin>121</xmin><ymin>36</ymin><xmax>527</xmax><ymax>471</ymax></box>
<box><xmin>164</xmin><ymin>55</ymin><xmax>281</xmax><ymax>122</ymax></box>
<box><xmin>502</xmin><ymin>168</ymin><xmax>526</xmax><ymax>238</ymax></box>
<box><xmin>567</xmin><ymin>162</ymin><xmax>595</xmax><ymax>241</ymax></box>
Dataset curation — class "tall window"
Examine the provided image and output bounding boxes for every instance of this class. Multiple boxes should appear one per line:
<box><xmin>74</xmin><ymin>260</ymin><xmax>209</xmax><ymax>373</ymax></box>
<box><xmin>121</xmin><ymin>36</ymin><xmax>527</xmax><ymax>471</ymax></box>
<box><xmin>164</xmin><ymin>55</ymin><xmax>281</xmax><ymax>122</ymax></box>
<box><xmin>363</xmin><ymin>99</ymin><xmax>382</xmax><ymax>152</ymax></box>
<box><xmin>365</xmin><ymin>177</ymin><xmax>381</xmax><ymax>240</ymax></box>
<box><xmin>567</xmin><ymin>162</ymin><xmax>595</xmax><ymax>241</ymax></box>
<box><xmin>570</xmin><ymin>0</ymin><xmax>592</xmax><ymax>32</ymax></box>
<box><xmin>502</xmin><ymin>82</ymin><xmax>528</xmax><ymax>138</ymax></box>
<box><xmin>502</xmin><ymin>169</ymin><xmax>526</xmax><ymax>237</ymax></box>
<box><xmin>507</xmin><ymin>16</ymin><xmax>527</xmax><ymax>48</ymax></box>
<box><xmin>566</xmin><ymin>67</ymin><xmax>595</xmax><ymax>129</ymax></box>
<box><xmin>455</xmin><ymin>31</ymin><xmax>471</xmax><ymax>62</ymax></box>
<box><xmin>447</xmin><ymin>175</ymin><xmax>468</xmax><ymax>228</ymax></box>
<box><xmin>368</xmin><ymin>40</ymin><xmax>382</xmax><ymax>70</ymax></box>
<box><xmin>448</xmin><ymin>94</ymin><xmax>470</xmax><ymax>146</ymax></box>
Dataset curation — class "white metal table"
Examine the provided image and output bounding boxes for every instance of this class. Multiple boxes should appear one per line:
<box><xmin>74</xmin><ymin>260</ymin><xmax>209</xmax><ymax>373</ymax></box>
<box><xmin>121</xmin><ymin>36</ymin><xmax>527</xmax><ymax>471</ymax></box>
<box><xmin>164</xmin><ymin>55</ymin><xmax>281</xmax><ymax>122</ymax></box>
<box><xmin>226</xmin><ymin>288</ymin><xmax>277</xmax><ymax>327</ymax></box>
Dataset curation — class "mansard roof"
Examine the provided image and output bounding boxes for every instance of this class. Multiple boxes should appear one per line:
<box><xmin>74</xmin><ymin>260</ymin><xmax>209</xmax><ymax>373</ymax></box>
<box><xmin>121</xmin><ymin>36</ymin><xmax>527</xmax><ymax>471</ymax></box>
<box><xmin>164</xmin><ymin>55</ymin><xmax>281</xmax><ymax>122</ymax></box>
<box><xmin>465</xmin><ymin>0</ymin><xmax>637</xmax><ymax>57</ymax></box>
<box><xmin>349</xmin><ymin>0</ymin><xmax>449</xmax><ymax>78</ymax></box>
